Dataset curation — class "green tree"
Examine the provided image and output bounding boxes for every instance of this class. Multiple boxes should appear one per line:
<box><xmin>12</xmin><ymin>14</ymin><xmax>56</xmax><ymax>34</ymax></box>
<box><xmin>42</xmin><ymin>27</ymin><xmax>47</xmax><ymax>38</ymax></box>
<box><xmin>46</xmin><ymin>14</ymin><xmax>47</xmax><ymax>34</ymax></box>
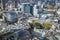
<box><xmin>31</xmin><ymin>21</ymin><xmax>44</xmax><ymax>29</ymax></box>
<box><xmin>43</xmin><ymin>22</ymin><xmax>52</xmax><ymax>30</ymax></box>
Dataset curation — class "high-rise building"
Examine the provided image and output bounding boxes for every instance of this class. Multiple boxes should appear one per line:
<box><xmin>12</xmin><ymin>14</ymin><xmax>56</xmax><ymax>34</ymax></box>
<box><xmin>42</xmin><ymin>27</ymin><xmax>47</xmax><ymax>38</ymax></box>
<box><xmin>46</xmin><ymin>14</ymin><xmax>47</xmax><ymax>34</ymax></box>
<box><xmin>23</xmin><ymin>3</ymin><xmax>30</xmax><ymax>13</ymax></box>
<box><xmin>33</xmin><ymin>1</ymin><xmax>43</xmax><ymax>18</ymax></box>
<box><xmin>33</xmin><ymin>5</ymin><xmax>39</xmax><ymax>17</ymax></box>
<box><xmin>15</xmin><ymin>0</ymin><xmax>20</xmax><ymax>8</ymax></box>
<box><xmin>5</xmin><ymin>0</ymin><xmax>15</xmax><ymax>10</ymax></box>
<box><xmin>15</xmin><ymin>4</ymin><xmax>23</xmax><ymax>13</ymax></box>
<box><xmin>56</xmin><ymin>0</ymin><xmax>60</xmax><ymax>8</ymax></box>
<box><xmin>22</xmin><ymin>3</ymin><xmax>33</xmax><ymax>16</ymax></box>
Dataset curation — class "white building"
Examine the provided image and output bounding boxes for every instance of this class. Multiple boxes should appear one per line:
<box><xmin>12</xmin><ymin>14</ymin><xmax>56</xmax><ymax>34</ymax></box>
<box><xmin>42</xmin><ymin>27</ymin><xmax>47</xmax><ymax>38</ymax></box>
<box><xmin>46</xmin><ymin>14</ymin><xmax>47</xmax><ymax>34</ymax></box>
<box><xmin>33</xmin><ymin>1</ymin><xmax>43</xmax><ymax>18</ymax></box>
<box><xmin>38</xmin><ymin>1</ymin><xmax>43</xmax><ymax>8</ymax></box>
<box><xmin>33</xmin><ymin>5</ymin><xmax>39</xmax><ymax>17</ymax></box>
<box><xmin>57</xmin><ymin>8</ymin><xmax>60</xmax><ymax>16</ymax></box>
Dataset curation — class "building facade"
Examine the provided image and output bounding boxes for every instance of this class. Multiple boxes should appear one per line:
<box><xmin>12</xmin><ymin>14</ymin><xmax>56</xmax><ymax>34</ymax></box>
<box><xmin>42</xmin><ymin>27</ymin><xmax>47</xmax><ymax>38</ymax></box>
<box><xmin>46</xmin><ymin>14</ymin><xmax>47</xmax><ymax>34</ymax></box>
<box><xmin>22</xmin><ymin>3</ymin><xmax>33</xmax><ymax>16</ymax></box>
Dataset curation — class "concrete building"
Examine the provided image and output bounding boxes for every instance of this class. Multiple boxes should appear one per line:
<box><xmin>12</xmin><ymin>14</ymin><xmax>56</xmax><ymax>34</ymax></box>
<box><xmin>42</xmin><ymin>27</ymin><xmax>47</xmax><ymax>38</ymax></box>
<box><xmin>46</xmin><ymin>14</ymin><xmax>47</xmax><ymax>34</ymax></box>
<box><xmin>33</xmin><ymin>1</ymin><xmax>43</xmax><ymax>18</ymax></box>
<box><xmin>15</xmin><ymin>3</ymin><xmax>23</xmax><ymax>13</ymax></box>
<box><xmin>33</xmin><ymin>5</ymin><xmax>39</xmax><ymax>17</ymax></box>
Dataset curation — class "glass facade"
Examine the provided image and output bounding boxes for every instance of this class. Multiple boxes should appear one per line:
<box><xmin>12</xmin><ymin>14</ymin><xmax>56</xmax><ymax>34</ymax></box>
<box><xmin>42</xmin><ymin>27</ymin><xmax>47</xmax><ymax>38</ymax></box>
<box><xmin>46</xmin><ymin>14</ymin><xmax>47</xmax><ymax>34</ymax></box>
<box><xmin>23</xmin><ymin>3</ymin><xmax>33</xmax><ymax>15</ymax></box>
<box><xmin>24</xmin><ymin>4</ymin><xmax>30</xmax><ymax>13</ymax></box>
<box><xmin>5</xmin><ymin>11</ymin><xmax>18</xmax><ymax>24</ymax></box>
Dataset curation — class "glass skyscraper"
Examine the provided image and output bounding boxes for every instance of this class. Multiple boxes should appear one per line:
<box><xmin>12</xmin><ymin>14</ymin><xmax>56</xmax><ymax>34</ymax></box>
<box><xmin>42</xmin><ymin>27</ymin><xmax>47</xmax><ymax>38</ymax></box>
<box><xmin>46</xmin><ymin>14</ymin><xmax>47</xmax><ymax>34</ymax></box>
<box><xmin>24</xmin><ymin>4</ymin><xmax>30</xmax><ymax>13</ymax></box>
<box><xmin>23</xmin><ymin>3</ymin><xmax>33</xmax><ymax>15</ymax></box>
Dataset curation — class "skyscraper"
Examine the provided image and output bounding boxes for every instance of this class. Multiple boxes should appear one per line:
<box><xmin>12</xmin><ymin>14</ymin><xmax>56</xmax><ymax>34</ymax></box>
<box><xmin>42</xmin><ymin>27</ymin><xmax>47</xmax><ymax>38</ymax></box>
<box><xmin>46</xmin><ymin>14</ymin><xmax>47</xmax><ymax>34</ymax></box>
<box><xmin>22</xmin><ymin>3</ymin><xmax>33</xmax><ymax>16</ymax></box>
<box><xmin>5</xmin><ymin>0</ymin><xmax>15</xmax><ymax>10</ymax></box>
<box><xmin>56</xmin><ymin>0</ymin><xmax>60</xmax><ymax>8</ymax></box>
<box><xmin>23</xmin><ymin>3</ymin><xmax>30</xmax><ymax>13</ymax></box>
<box><xmin>33</xmin><ymin>5</ymin><xmax>39</xmax><ymax>17</ymax></box>
<box><xmin>15</xmin><ymin>0</ymin><xmax>20</xmax><ymax>8</ymax></box>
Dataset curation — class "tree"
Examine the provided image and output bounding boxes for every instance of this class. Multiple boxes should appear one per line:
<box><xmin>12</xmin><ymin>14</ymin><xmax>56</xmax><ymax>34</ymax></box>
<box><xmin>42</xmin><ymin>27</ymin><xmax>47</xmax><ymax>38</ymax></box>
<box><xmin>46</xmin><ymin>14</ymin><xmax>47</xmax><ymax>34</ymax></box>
<box><xmin>30</xmin><ymin>20</ymin><xmax>44</xmax><ymax>29</ymax></box>
<box><xmin>43</xmin><ymin>22</ymin><xmax>51</xmax><ymax>30</ymax></box>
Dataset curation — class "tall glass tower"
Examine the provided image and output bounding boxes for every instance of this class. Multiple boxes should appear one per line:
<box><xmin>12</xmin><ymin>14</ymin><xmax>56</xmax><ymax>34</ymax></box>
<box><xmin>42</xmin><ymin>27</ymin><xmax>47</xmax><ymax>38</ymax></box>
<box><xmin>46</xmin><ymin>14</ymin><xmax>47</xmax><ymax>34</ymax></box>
<box><xmin>24</xmin><ymin>3</ymin><xmax>30</xmax><ymax>13</ymax></box>
<box><xmin>22</xmin><ymin>3</ymin><xmax>33</xmax><ymax>16</ymax></box>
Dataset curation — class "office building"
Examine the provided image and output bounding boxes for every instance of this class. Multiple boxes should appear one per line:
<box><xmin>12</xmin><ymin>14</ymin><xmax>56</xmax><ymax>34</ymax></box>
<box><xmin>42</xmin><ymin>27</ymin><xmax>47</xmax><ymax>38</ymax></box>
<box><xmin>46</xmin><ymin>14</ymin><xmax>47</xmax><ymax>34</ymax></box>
<box><xmin>22</xmin><ymin>3</ymin><xmax>33</xmax><ymax>16</ymax></box>
<box><xmin>15</xmin><ymin>4</ymin><xmax>23</xmax><ymax>13</ymax></box>
<box><xmin>56</xmin><ymin>0</ymin><xmax>60</xmax><ymax>8</ymax></box>
<box><xmin>15</xmin><ymin>0</ymin><xmax>20</xmax><ymax>8</ymax></box>
<box><xmin>33</xmin><ymin>1</ymin><xmax>43</xmax><ymax>18</ymax></box>
<box><xmin>33</xmin><ymin>5</ymin><xmax>39</xmax><ymax>17</ymax></box>
<box><xmin>5</xmin><ymin>0</ymin><xmax>15</xmax><ymax>10</ymax></box>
